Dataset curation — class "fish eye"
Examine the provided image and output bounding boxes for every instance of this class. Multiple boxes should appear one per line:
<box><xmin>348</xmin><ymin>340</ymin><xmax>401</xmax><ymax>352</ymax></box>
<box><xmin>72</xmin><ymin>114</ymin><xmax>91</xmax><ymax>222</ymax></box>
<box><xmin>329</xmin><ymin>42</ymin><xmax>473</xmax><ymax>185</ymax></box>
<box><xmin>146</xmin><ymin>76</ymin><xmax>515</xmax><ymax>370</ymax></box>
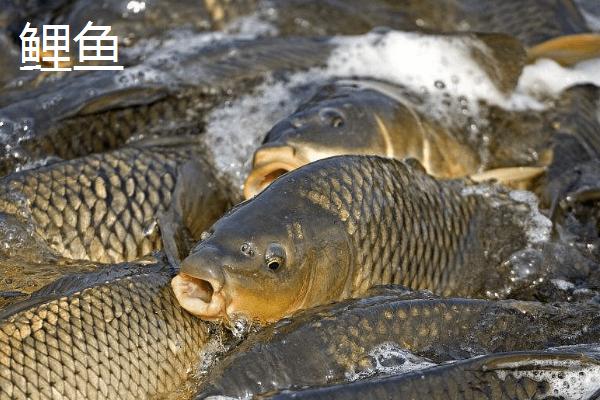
<box><xmin>240</xmin><ymin>242</ymin><xmax>255</xmax><ymax>257</ymax></box>
<box><xmin>265</xmin><ymin>243</ymin><xmax>286</xmax><ymax>272</ymax></box>
<box><xmin>319</xmin><ymin>108</ymin><xmax>345</xmax><ymax>128</ymax></box>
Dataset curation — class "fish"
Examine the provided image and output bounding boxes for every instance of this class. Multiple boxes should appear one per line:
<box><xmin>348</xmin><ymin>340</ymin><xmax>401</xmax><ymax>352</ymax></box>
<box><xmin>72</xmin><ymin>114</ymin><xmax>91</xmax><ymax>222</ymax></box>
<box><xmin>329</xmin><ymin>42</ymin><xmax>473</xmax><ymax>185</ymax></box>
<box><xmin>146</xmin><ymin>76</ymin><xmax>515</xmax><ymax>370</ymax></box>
<box><xmin>0</xmin><ymin>137</ymin><xmax>229</xmax><ymax>264</ymax></box>
<box><xmin>267</xmin><ymin>351</ymin><xmax>600</xmax><ymax>400</ymax></box>
<box><xmin>244</xmin><ymin>78</ymin><xmax>485</xmax><ymax>198</ymax></box>
<box><xmin>195</xmin><ymin>296</ymin><xmax>600</xmax><ymax>398</ymax></box>
<box><xmin>245</xmin><ymin>79</ymin><xmax>600</xmax><ymax>199</ymax></box>
<box><xmin>174</xmin><ymin>155</ymin><xmax>541</xmax><ymax>323</ymax></box>
<box><xmin>0</xmin><ymin>258</ymin><xmax>214</xmax><ymax>400</ymax></box>
<box><xmin>0</xmin><ymin>36</ymin><xmax>333</xmax><ymax>175</ymax></box>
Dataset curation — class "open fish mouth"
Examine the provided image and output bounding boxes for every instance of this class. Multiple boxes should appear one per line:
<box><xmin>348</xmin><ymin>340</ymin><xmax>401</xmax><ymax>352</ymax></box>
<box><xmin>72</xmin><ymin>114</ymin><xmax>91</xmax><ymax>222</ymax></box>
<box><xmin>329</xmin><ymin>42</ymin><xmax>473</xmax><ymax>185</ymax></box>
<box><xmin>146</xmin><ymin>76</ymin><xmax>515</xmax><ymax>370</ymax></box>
<box><xmin>171</xmin><ymin>273</ymin><xmax>226</xmax><ymax>320</ymax></box>
<box><xmin>244</xmin><ymin>145</ymin><xmax>307</xmax><ymax>199</ymax></box>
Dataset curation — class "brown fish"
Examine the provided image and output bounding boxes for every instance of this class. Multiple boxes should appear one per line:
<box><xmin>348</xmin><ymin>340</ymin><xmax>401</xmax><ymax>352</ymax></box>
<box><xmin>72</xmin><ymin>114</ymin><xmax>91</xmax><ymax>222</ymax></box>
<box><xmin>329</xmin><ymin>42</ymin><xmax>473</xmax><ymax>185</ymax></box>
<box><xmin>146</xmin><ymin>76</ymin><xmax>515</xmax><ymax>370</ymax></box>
<box><xmin>174</xmin><ymin>155</ymin><xmax>541</xmax><ymax>323</ymax></box>
<box><xmin>0</xmin><ymin>258</ymin><xmax>214</xmax><ymax>400</ymax></box>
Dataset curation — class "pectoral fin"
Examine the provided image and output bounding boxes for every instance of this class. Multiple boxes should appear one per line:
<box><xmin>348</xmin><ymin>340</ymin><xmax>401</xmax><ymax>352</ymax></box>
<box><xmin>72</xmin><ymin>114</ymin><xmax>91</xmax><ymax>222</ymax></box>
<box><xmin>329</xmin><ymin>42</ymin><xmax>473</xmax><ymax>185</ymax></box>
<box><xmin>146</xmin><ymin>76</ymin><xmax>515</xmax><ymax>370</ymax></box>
<box><xmin>469</xmin><ymin>167</ymin><xmax>546</xmax><ymax>189</ymax></box>
<box><xmin>528</xmin><ymin>33</ymin><xmax>600</xmax><ymax>66</ymax></box>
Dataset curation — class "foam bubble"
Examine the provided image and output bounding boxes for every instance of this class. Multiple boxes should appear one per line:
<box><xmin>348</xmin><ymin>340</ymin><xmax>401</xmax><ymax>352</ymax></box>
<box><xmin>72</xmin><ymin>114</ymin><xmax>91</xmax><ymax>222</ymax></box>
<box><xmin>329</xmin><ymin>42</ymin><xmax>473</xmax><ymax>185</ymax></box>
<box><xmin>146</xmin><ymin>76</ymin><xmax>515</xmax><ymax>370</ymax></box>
<box><xmin>509</xmin><ymin>190</ymin><xmax>552</xmax><ymax>244</ymax></box>
<box><xmin>327</xmin><ymin>31</ymin><xmax>511</xmax><ymax>110</ymax></box>
<box><xmin>494</xmin><ymin>356</ymin><xmax>600</xmax><ymax>399</ymax></box>
<box><xmin>516</xmin><ymin>58</ymin><xmax>600</xmax><ymax>99</ymax></box>
<box><xmin>202</xmin><ymin>74</ymin><xmax>325</xmax><ymax>191</ymax></box>
<box><xmin>345</xmin><ymin>342</ymin><xmax>437</xmax><ymax>382</ymax></box>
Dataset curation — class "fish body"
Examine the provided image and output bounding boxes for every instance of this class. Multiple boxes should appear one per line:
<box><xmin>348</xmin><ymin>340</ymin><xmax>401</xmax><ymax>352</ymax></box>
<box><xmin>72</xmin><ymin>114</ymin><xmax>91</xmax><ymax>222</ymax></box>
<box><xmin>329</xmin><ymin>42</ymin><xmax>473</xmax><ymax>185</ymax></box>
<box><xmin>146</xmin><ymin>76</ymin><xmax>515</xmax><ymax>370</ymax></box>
<box><xmin>175</xmin><ymin>155</ymin><xmax>538</xmax><ymax>323</ymax></box>
<box><xmin>196</xmin><ymin>296</ymin><xmax>600</xmax><ymax>398</ymax></box>
<box><xmin>0</xmin><ymin>36</ymin><xmax>332</xmax><ymax>175</ymax></box>
<box><xmin>0</xmin><ymin>138</ymin><xmax>228</xmax><ymax>264</ymax></box>
<box><xmin>268</xmin><ymin>351</ymin><xmax>600</xmax><ymax>400</ymax></box>
<box><xmin>0</xmin><ymin>259</ymin><xmax>210</xmax><ymax>400</ymax></box>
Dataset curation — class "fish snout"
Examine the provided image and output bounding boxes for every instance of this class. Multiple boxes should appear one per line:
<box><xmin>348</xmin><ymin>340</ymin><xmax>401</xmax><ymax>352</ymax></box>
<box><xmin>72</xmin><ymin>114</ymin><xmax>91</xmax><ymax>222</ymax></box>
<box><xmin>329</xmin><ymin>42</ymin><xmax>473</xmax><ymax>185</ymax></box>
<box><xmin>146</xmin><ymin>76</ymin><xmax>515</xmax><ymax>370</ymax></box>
<box><xmin>244</xmin><ymin>144</ymin><xmax>306</xmax><ymax>199</ymax></box>
<box><xmin>180</xmin><ymin>251</ymin><xmax>225</xmax><ymax>294</ymax></box>
<box><xmin>171</xmin><ymin>249</ymin><xmax>227</xmax><ymax>320</ymax></box>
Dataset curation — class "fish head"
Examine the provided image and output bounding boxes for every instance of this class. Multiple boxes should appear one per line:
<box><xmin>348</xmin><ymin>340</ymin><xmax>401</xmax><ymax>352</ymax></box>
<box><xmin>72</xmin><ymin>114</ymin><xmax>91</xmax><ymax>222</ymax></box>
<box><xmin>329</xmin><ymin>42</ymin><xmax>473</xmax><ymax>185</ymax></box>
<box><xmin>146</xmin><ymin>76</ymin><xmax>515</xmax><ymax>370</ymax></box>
<box><xmin>244</xmin><ymin>82</ymin><xmax>397</xmax><ymax>198</ymax></box>
<box><xmin>172</xmin><ymin>181</ymin><xmax>353</xmax><ymax>323</ymax></box>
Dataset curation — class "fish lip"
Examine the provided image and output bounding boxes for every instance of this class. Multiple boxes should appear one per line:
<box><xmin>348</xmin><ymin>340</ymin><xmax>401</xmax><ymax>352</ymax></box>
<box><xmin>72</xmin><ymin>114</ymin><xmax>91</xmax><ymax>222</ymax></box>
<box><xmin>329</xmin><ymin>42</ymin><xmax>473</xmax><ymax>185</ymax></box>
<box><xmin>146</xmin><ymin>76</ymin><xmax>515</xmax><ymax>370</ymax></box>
<box><xmin>171</xmin><ymin>274</ymin><xmax>226</xmax><ymax>320</ymax></box>
<box><xmin>244</xmin><ymin>145</ymin><xmax>307</xmax><ymax>199</ymax></box>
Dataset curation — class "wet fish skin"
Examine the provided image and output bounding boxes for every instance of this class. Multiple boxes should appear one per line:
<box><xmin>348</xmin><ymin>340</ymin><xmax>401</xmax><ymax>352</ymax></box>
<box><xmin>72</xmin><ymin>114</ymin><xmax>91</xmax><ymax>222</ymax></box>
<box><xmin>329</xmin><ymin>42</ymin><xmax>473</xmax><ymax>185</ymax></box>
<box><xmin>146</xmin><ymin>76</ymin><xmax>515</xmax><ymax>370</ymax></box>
<box><xmin>0</xmin><ymin>259</ymin><xmax>210</xmax><ymax>400</ymax></box>
<box><xmin>195</xmin><ymin>296</ymin><xmax>600</xmax><ymax>398</ymax></box>
<box><xmin>267</xmin><ymin>351</ymin><xmax>600</xmax><ymax>400</ymax></box>
<box><xmin>0</xmin><ymin>138</ymin><xmax>228</xmax><ymax>264</ymax></box>
<box><xmin>175</xmin><ymin>155</ymin><xmax>532</xmax><ymax>323</ymax></box>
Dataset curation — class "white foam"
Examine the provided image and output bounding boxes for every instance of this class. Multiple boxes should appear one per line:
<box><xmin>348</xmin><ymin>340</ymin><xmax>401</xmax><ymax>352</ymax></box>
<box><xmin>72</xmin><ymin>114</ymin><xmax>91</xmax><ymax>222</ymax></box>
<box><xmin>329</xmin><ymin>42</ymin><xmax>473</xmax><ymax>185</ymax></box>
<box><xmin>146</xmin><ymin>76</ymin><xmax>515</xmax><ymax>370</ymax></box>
<box><xmin>551</xmin><ymin>279</ymin><xmax>576</xmax><ymax>291</ymax></box>
<box><xmin>517</xmin><ymin>58</ymin><xmax>600</xmax><ymax>99</ymax></box>
<box><xmin>494</xmin><ymin>357</ymin><xmax>600</xmax><ymax>399</ymax></box>
<box><xmin>202</xmin><ymin>74</ymin><xmax>326</xmax><ymax>191</ymax></box>
<box><xmin>345</xmin><ymin>342</ymin><xmax>436</xmax><ymax>382</ymax></box>
<box><xmin>509</xmin><ymin>190</ymin><xmax>552</xmax><ymax>244</ymax></box>
<box><xmin>325</xmin><ymin>31</ymin><xmax>600</xmax><ymax>112</ymax></box>
<box><xmin>327</xmin><ymin>32</ymin><xmax>513</xmax><ymax>109</ymax></box>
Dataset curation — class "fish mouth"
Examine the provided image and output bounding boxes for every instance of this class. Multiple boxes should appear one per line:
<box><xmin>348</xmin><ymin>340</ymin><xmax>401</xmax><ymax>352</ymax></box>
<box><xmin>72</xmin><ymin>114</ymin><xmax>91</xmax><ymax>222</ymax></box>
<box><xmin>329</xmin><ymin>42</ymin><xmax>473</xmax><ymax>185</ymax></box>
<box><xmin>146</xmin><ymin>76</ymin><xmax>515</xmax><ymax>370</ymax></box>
<box><xmin>171</xmin><ymin>273</ymin><xmax>226</xmax><ymax>320</ymax></box>
<box><xmin>244</xmin><ymin>145</ymin><xmax>307</xmax><ymax>199</ymax></box>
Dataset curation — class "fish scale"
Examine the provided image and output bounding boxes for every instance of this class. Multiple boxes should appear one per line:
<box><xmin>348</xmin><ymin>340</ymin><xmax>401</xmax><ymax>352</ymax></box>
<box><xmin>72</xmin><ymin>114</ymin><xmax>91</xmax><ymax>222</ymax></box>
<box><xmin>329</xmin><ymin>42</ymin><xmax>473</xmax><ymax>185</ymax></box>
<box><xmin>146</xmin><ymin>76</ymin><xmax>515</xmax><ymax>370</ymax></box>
<box><xmin>0</xmin><ymin>143</ymin><xmax>202</xmax><ymax>264</ymax></box>
<box><xmin>0</xmin><ymin>263</ymin><xmax>209</xmax><ymax>400</ymax></box>
<box><xmin>298</xmin><ymin>157</ymin><xmax>483</xmax><ymax>295</ymax></box>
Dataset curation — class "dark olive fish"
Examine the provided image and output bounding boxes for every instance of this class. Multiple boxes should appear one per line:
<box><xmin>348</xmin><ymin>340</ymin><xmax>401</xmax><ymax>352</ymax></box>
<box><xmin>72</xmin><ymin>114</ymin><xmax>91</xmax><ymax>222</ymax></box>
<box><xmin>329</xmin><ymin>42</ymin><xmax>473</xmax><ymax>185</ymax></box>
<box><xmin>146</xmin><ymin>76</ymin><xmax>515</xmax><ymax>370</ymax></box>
<box><xmin>268</xmin><ymin>351</ymin><xmax>600</xmax><ymax>400</ymax></box>
<box><xmin>0</xmin><ymin>137</ymin><xmax>228</xmax><ymax>264</ymax></box>
<box><xmin>0</xmin><ymin>259</ymin><xmax>213</xmax><ymax>400</ymax></box>
<box><xmin>195</xmin><ymin>296</ymin><xmax>600</xmax><ymax>398</ymax></box>
<box><xmin>0</xmin><ymin>36</ymin><xmax>332</xmax><ymax>175</ymax></box>
<box><xmin>174</xmin><ymin>155</ymin><xmax>541</xmax><ymax>323</ymax></box>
